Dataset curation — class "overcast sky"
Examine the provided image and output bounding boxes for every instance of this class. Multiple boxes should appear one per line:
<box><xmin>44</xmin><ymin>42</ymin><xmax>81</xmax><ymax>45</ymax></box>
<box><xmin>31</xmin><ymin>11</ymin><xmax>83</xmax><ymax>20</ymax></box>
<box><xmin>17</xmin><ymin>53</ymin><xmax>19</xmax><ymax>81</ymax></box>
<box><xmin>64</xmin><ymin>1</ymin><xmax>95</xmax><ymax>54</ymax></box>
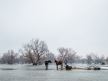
<box><xmin>0</xmin><ymin>0</ymin><xmax>108</xmax><ymax>57</ymax></box>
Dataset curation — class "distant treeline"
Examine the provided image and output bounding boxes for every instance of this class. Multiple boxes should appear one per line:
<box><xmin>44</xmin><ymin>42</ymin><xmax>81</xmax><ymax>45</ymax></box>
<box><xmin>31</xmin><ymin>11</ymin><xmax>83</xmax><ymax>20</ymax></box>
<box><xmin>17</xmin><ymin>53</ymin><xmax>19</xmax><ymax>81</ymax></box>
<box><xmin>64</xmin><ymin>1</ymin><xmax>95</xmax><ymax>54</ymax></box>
<box><xmin>0</xmin><ymin>39</ymin><xmax>108</xmax><ymax>65</ymax></box>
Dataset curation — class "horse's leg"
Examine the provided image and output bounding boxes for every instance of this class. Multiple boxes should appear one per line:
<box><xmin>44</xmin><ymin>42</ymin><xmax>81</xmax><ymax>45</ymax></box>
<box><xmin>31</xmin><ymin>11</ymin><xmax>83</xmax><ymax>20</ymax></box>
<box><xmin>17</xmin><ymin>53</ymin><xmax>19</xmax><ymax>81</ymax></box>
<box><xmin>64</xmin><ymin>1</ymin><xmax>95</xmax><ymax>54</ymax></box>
<box><xmin>56</xmin><ymin>65</ymin><xmax>58</xmax><ymax>70</ymax></box>
<box><xmin>45</xmin><ymin>63</ymin><xmax>48</xmax><ymax>70</ymax></box>
<box><xmin>46</xmin><ymin>65</ymin><xmax>48</xmax><ymax>70</ymax></box>
<box><xmin>45</xmin><ymin>65</ymin><xmax>47</xmax><ymax>70</ymax></box>
<box><xmin>61</xmin><ymin>64</ymin><xmax>63</xmax><ymax>70</ymax></box>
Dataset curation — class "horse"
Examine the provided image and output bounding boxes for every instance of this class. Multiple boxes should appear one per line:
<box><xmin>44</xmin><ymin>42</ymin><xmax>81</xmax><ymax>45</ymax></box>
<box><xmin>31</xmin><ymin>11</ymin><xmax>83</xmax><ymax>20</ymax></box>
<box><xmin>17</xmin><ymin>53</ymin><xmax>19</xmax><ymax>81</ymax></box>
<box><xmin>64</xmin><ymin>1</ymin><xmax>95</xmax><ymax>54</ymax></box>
<box><xmin>65</xmin><ymin>65</ymin><xmax>72</xmax><ymax>70</ymax></box>
<box><xmin>45</xmin><ymin>60</ymin><xmax>52</xmax><ymax>70</ymax></box>
<box><xmin>55</xmin><ymin>59</ymin><xmax>63</xmax><ymax>70</ymax></box>
<box><xmin>33</xmin><ymin>63</ymin><xmax>37</xmax><ymax>65</ymax></box>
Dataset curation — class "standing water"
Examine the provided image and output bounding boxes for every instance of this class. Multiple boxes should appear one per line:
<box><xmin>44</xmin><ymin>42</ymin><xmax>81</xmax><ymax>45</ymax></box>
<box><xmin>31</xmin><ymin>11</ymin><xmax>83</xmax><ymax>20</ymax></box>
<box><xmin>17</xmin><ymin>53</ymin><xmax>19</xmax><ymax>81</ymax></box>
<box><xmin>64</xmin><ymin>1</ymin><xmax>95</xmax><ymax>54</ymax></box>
<box><xmin>0</xmin><ymin>64</ymin><xmax>108</xmax><ymax>81</ymax></box>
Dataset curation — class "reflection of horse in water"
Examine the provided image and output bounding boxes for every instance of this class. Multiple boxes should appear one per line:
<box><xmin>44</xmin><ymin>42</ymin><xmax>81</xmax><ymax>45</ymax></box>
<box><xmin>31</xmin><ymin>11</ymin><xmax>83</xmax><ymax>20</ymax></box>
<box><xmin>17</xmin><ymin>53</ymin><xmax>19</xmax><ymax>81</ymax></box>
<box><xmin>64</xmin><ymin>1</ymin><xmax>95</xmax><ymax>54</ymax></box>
<box><xmin>55</xmin><ymin>60</ymin><xmax>63</xmax><ymax>70</ymax></box>
<box><xmin>45</xmin><ymin>60</ymin><xmax>52</xmax><ymax>70</ymax></box>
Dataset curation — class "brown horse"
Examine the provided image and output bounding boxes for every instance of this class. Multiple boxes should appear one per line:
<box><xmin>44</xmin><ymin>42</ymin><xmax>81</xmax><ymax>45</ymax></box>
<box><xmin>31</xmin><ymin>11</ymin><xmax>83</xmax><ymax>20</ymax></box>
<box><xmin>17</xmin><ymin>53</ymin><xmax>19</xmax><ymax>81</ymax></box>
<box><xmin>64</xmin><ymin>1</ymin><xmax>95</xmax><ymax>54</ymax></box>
<box><xmin>55</xmin><ymin>59</ymin><xmax>63</xmax><ymax>70</ymax></box>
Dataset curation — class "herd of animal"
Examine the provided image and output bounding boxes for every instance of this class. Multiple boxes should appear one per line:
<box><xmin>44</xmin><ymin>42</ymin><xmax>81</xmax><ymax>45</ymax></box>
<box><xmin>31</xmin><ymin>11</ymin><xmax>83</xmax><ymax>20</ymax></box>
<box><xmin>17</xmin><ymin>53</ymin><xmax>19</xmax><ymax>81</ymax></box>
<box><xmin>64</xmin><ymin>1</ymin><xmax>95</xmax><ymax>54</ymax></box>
<box><xmin>44</xmin><ymin>59</ymin><xmax>101</xmax><ymax>70</ymax></box>
<box><xmin>44</xmin><ymin>59</ymin><xmax>72</xmax><ymax>70</ymax></box>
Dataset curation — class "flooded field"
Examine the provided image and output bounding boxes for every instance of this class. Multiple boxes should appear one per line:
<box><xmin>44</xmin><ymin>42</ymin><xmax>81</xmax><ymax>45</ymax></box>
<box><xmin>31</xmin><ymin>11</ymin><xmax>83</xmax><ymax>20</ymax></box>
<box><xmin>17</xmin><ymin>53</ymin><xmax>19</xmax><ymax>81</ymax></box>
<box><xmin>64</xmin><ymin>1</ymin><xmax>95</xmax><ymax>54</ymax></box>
<box><xmin>0</xmin><ymin>64</ymin><xmax>108</xmax><ymax>81</ymax></box>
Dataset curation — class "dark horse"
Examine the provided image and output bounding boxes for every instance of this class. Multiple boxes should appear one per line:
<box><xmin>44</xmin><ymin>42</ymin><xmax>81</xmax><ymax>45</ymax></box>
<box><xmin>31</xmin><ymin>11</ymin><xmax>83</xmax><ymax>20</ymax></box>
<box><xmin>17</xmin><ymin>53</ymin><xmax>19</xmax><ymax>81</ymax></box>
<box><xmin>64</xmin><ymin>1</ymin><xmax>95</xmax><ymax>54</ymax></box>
<box><xmin>65</xmin><ymin>65</ymin><xmax>72</xmax><ymax>70</ymax></box>
<box><xmin>45</xmin><ymin>60</ymin><xmax>52</xmax><ymax>70</ymax></box>
<box><xmin>55</xmin><ymin>59</ymin><xmax>63</xmax><ymax>70</ymax></box>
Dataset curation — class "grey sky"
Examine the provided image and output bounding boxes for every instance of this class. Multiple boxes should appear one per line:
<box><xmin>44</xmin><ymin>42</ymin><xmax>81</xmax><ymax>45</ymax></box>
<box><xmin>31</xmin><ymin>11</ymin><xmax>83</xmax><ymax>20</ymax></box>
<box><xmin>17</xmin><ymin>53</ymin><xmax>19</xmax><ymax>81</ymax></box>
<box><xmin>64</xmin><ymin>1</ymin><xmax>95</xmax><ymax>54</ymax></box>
<box><xmin>0</xmin><ymin>0</ymin><xmax>108</xmax><ymax>57</ymax></box>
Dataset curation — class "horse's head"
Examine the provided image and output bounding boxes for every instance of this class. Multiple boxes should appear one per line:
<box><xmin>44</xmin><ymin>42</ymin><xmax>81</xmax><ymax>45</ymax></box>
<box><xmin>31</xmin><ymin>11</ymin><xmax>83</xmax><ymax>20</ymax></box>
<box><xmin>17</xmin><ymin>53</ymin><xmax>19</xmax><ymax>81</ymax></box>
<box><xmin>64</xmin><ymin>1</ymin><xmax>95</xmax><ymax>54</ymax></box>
<box><xmin>54</xmin><ymin>59</ymin><xmax>57</xmax><ymax>63</ymax></box>
<box><xmin>45</xmin><ymin>60</ymin><xmax>52</xmax><ymax>65</ymax></box>
<box><xmin>54</xmin><ymin>58</ymin><xmax>57</xmax><ymax>62</ymax></box>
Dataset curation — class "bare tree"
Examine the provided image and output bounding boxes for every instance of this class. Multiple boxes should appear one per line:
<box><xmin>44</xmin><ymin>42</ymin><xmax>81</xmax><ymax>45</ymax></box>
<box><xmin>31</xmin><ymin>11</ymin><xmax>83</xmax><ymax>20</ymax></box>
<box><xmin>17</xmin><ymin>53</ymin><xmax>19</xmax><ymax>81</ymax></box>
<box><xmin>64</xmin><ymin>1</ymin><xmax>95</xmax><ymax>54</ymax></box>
<box><xmin>72</xmin><ymin>55</ymin><xmax>82</xmax><ymax>63</ymax></box>
<box><xmin>86</xmin><ymin>54</ymin><xmax>93</xmax><ymax>64</ymax></box>
<box><xmin>45</xmin><ymin>52</ymin><xmax>55</xmax><ymax>63</ymax></box>
<box><xmin>99</xmin><ymin>55</ymin><xmax>105</xmax><ymax>65</ymax></box>
<box><xmin>22</xmin><ymin>39</ymin><xmax>49</xmax><ymax>65</ymax></box>
<box><xmin>16</xmin><ymin>55</ymin><xmax>26</xmax><ymax>64</ymax></box>
<box><xmin>86</xmin><ymin>53</ymin><xmax>106</xmax><ymax>65</ymax></box>
<box><xmin>1</xmin><ymin>50</ymin><xmax>18</xmax><ymax>64</ymax></box>
<box><xmin>105</xmin><ymin>57</ymin><xmax>108</xmax><ymax>64</ymax></box>
<box><xmin>86</xmin><ymin>53</ymin><xmax>100</xmax><ymax>65</ymax></box>
<box><xmin>57</xmin><ymin>47</ymin><xmax>77</xmax><ymax>64</ymax></box>
<box><xmin>21</xmin><ymin>45</ymin><xmax>35</xmax><ymax>64</ymax></box>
